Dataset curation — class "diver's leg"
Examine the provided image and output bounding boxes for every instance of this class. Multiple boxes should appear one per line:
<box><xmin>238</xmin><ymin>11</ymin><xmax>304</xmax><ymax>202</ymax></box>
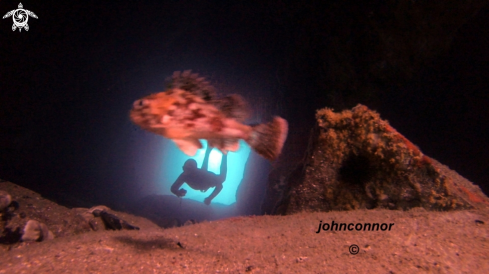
<box><xmin>204</xmin><ymin>184</ymin><xmax>223</xmax><ymax>205</ymax></box>
<box><xmin>201</xmin><ymin>144</ymin><xmax>213</xmax><ymax>171</ymax></box>
<box><xmin>218</xmin><ymin>153</ymin><xmax>228</xmax><ymax>182</ymax></box>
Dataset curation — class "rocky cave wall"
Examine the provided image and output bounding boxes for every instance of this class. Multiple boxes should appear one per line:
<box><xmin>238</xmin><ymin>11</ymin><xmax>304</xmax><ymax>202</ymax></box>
<box><xmin>271</xmin><ymin>105</ymin><xmax>489</xmax><ymax>215</ymax></box>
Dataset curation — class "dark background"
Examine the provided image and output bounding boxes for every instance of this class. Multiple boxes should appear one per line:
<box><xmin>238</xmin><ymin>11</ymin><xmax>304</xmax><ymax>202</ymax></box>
<box><xmin>1</xmin><ymin>1</ymin><xmax>488</xmax><ymax>209</ymax></box>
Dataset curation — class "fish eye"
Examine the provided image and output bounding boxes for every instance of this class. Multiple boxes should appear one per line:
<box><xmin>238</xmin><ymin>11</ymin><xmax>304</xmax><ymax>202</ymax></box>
<box><xmin>133</xmin><ymin>99</ymin><xmax>147</xmax><ymax>109</ymax></box>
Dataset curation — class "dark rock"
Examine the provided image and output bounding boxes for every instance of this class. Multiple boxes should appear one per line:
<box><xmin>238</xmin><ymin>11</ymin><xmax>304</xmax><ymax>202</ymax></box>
<box><xmin>88</xmin><ymin>206</ymin><xmax>140</xmax><ymax>231</ymax></box>
<box><xmin>236</xmin><ymin>151</ymin><xmax>271</xmax><ymax>216</ymax></box>
<box><xmin>183</xmin><ymin>219</ymin><xmax>197</xmax><ymax>226</ymax></box>
<box><xmin>276</xmin><ymin>105</ymin><xmax>489</xmax><ymax>214</ymax></box>
<box><xmin>261</xmin><ymin>168</ymin><xmax>289</xmax><ymax>215</ymax></box>
<box><xmin>71</xmin><ymin>211</ymin><xmax>96</xmax><ymax>233</ymax></box>
<box><xmin>0</xmin><ymin>227</ymin><xmax>21</xmax><ymax>244</ymax></box>
<box><xmin>0</xmin><ymin>181</ymin><xmax>161</xmax><ymax>251</ymax></box>
<box><xmin>261</xmin><ymin>123</ymin><xmax>319</xmax><ymax>215</ymax></box>
<box><xmin>130</xmin><ymin>194</ymin><xmax>237</xmax><ymax>227</ymax></box>
<box><xmin>99</xmin><ymin>210</ymin><xmax>140</xmax><ymax>230</ymax></box>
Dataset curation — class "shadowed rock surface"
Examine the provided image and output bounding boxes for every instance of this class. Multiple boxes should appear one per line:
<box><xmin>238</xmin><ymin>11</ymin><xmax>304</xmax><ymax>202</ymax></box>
<box><xmin>0</xmin><ymin>181</ymin><xmax>158</xmax><ymax>250</ymax></box>
<box><xmin>276</xmin><ymin>105</ymin><xmax>489</xmax><ymax>214</ymax></box>
<box><xmin>130</xmin><ymin>194</ymin><xmax>239</xmax><ymax>227</ymax></box>
<box><xmin>236</xmin><ymin>151</ymin><xmax>271</xmax><ymax>216</ymax></box>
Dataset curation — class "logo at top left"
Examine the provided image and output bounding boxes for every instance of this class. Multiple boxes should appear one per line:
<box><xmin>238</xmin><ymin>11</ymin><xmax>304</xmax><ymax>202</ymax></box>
<box><xmin>3</xmin><ymin>3</ymin><xmax>38</xmax><ymax>32</ymax></box>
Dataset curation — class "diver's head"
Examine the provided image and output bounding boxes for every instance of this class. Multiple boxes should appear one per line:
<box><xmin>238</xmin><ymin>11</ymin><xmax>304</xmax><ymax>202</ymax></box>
<box><xmin>183</xmin><ymin>159</ymin><xmax>197</xmax><ymax>172</ymax></box>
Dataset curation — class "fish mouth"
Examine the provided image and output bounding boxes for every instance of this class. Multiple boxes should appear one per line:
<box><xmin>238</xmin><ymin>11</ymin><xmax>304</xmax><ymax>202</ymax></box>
<box><xmin>130</xmin><ymin>98</ymin><xmax>151</xmax><ymax>121</ymax></box>
<box><xmin>129</xmin><ymin>109</ymin><xmax>165</xmax><ymax>129</ymax></box>
<box><xmin>129</xmin><ymin>109</ymin><xmax>147</xmax><ymax>125</ymax></box>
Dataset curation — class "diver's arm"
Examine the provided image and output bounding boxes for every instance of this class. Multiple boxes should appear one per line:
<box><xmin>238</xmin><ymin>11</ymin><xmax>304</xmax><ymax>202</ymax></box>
<box><xmin>201</xmin><ymin>145</ymin><xmax>213</xmax><ymax>171</ymax></box>
<box><xmin>171</xmin><ymin>174</ymin><xmax>187</xmax><ymax>197</ymax></box>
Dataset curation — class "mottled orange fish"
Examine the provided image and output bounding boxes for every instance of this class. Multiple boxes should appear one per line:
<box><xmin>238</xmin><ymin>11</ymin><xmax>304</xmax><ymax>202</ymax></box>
<box><xmin>130</xmin><ymin>70</ymin><xmax>288</xmax><ymax>160</ymax></box>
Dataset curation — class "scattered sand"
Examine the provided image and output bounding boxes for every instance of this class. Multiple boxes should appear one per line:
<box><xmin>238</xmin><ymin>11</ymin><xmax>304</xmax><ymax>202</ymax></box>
<box><xmin>1</xmin><ymin>181</ymin><xmax>489</xmax><ymax>273</ymax></box>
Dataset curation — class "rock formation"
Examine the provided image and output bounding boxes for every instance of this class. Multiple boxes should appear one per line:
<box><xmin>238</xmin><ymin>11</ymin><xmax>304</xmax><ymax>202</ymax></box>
<box><xmin>236</xmin><ymin>151</ymin><xmax>271</xmax><ymax>216</ymax></box>
<box><xmin>21</xmin><ymin>220</ymin><xmax>54</xmax><ymax>242</ymax></box>
<box><xmin>275</xmin><ymin>105</ymin><xmax>489</xmax><ymax>214</ymax></box>
<box><xmin>0</xmin><ymin>181</ymin><xmax>156</xmax><ymax>249</ymax></box>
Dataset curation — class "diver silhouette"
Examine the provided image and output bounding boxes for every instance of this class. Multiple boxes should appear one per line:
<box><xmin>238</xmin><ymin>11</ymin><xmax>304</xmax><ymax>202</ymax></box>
<box><xmin>171</xmin><ymin>145</ymin><xmax>227</xmax><ymax>205</ymax></box>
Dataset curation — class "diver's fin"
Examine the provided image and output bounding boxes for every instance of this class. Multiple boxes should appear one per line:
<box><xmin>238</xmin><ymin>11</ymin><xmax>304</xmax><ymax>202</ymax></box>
<box><xmin>173</xmin><ymin>138</ymin><xmax>203</xmax><ymax>156</ymax></box>
<box><xmin>245</xmin><ymin>117</ymin><xmax>288</xmax><ymax>161</ymax></box>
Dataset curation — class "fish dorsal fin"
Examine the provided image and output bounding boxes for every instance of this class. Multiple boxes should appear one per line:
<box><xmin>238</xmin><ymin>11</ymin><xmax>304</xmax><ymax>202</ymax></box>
<box><xmin>165</xmin><ymin>71</ymin><xmax>250</xmax><ymax>122</ymax></box>
<box><xmin>214</xmin><ymin>94</ymin><xmax>249</xmax><ymax>122</ymax></box>
<box><xmin>173</xmin><ymin>139</ymin><xmax>203</xmax><ymax>156</ymax></box>
<box><xmin>166</xmin><ymin>70</ymin><xmax>216</xmax><ymax>102</ymax></box>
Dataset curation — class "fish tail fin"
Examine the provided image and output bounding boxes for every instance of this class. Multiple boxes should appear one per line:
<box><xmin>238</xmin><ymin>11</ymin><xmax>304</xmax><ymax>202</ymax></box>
<box><xmin>246</xmin><ymin>117</ymin><xmax>288</xmax><ymax>161</ymax></box>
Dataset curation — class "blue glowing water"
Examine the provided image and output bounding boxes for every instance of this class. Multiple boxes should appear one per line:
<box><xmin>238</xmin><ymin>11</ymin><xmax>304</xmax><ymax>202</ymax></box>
<box><xmin>157</xmin><ymin>139</ymin><xmax>251</xmax><ymax>205</ymax></box>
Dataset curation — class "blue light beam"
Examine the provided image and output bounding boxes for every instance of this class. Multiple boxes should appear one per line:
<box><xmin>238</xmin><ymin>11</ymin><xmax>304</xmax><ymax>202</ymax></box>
<box><xmin>157</xmin><ymin>140</ymin><xmax>251</xmax><ymax>205</ymax></box>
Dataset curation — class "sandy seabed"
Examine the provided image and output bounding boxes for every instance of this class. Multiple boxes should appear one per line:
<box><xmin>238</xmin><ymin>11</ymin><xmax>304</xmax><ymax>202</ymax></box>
<box><xmin>1</xmin><ymin>182</ymin><xmax>489</xmax><ymax>273</ymax></box>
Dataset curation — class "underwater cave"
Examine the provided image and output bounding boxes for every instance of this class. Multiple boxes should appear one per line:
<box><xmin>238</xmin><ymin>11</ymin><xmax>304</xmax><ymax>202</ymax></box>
<box><xmin>158</xmin><ymin>140</ymin><xmax>251</xmax><ymax>206</ymax></box>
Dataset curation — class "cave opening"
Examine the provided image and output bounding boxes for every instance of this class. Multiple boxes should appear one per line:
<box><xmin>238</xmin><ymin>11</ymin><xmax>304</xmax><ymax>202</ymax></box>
<box><xmin>338</xmin><ymin>153</ymin><xmax>374</xmax><ymax>187</ymax></box>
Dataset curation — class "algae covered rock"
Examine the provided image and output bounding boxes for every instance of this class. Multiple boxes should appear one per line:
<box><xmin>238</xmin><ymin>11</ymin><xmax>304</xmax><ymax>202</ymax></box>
<box><xmin>276</xmin><ymin>104</ymin><xmax>489</xmax><ymax>214</ymax></box>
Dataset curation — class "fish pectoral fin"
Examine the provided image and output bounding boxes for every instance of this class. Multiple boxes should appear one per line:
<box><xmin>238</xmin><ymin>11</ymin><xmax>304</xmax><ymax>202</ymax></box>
<box><xmin>207</xmin><ymin>139</ymin><xmax>239</xmax><ymax>153</ymax></box>
<box><xmin>207</xmin><ymin>139</ymin><xmax>220</xmax><ymax>149</ymax></box>
<box><xmin>224</xmin><ymin>139</ymin><xmax>240</xmax><ymax>152</ymax></box>
<box><xmin>173</xmin><ymin>139</ymin><xmax>203</xmax><ymax>156</ymax></box>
